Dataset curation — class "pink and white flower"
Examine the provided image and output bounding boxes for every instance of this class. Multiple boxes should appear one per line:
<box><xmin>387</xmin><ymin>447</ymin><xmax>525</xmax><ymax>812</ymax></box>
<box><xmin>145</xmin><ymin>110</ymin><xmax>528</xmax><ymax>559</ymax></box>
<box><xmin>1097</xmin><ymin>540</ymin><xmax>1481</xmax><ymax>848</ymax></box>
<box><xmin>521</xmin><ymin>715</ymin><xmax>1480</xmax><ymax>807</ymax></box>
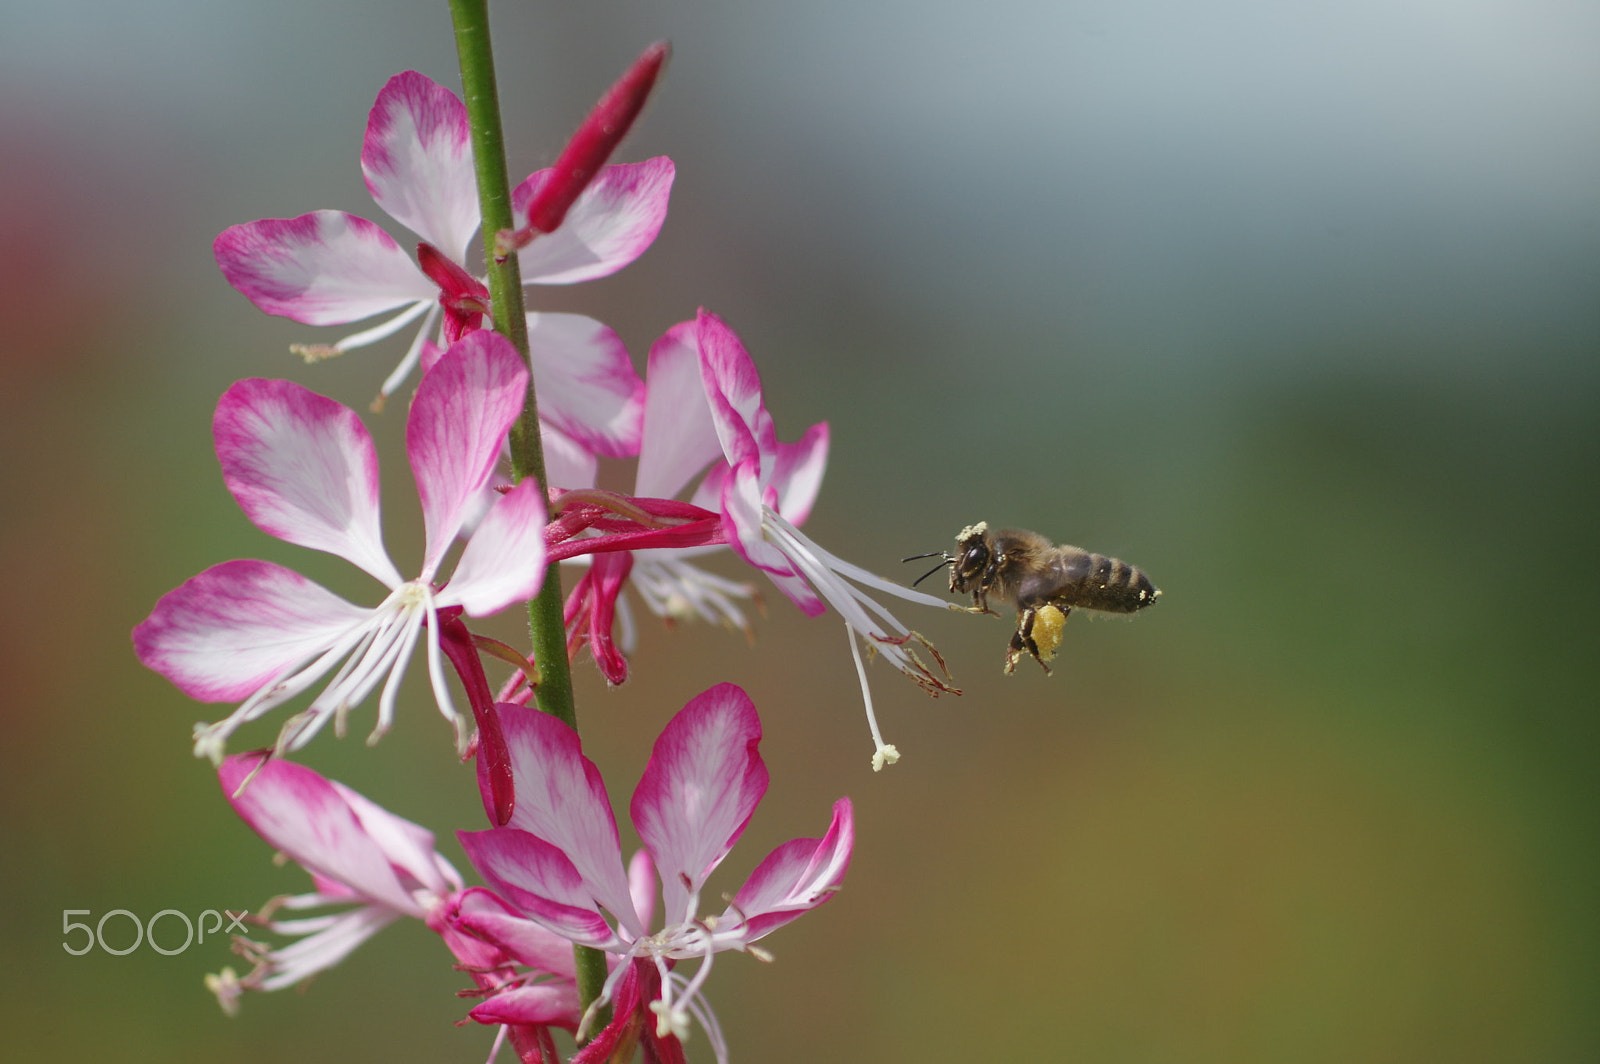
<box><xmin>209</xmin><ymin>752</ymin><xmax>583</xmax><ymax>1059</ymax></box>
<box><xmin>133</xmin><ymin>332</ymin><xmax>547</xmax><ymax>762</ymax></box>
<box><xmin>649</xmin><ymin>310</ymin><xmax>957</xmax><ymax>769</ymax></box>
<box><xmin>458</xmin><ymin>683</ymin><xmax>853</xmax><ymax>1063</ymax></box>
<box><xmin>206</xmin><ymin>752</ymin><xmax>467</xmax><ymax>1011</ymax></box>
<box><xmin>213</xmin><ymin>68</ymin><xmax>665</xmax><ymax>440</ymax></box>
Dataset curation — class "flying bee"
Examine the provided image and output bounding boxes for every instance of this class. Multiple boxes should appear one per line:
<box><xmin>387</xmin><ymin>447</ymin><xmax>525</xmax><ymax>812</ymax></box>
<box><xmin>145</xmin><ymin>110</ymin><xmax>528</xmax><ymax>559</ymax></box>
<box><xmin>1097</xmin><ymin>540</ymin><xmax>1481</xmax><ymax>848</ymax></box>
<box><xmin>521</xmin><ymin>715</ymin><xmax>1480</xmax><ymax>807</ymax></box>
<box><xmin>905</xmin><ymin>521</ymin><xmax>1160</xmax><ymax>674</ymax></box>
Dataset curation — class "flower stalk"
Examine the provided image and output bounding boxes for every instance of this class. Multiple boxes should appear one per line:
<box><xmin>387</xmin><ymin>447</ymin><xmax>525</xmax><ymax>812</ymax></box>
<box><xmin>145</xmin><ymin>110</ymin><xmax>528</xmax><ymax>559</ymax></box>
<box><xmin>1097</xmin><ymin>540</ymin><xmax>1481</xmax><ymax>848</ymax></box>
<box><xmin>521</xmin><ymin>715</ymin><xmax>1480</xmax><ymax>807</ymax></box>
<box><xmin>447</xmin><ymin>0</ymin><xmax>606</xmax><ymax>1026</ymax></box>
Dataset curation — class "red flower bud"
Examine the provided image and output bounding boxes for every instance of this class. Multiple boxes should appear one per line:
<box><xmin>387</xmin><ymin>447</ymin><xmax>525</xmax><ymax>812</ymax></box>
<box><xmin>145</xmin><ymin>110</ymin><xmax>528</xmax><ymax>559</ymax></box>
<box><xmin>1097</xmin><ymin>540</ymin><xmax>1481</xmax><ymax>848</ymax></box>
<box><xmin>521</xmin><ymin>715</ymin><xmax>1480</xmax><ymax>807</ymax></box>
<box><xmin>523</xmin><ymin>41</ymin><xmax>670</xmax><ymax>235</ymax></box>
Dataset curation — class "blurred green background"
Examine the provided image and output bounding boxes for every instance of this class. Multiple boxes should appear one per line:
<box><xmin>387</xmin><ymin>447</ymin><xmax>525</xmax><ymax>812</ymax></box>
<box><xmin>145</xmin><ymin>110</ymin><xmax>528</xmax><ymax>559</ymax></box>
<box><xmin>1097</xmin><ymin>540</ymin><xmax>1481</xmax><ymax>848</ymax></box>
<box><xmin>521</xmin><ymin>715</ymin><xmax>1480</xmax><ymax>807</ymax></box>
<box><xmin>2</xmin><ymin>1</ymin><xmax>1595</xmax><ymax>1061</ymax></box>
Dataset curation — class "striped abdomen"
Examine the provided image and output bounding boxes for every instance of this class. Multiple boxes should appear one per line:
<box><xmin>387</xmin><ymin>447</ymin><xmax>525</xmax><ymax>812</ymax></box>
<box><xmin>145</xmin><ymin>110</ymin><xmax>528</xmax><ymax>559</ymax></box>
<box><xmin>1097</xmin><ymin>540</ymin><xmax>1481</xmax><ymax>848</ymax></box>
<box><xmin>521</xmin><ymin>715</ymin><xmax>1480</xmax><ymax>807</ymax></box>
<box><xmin>1021</xmin><ymin>545</ymin><xmax>1160</xmax><ymax>614</ymax></box>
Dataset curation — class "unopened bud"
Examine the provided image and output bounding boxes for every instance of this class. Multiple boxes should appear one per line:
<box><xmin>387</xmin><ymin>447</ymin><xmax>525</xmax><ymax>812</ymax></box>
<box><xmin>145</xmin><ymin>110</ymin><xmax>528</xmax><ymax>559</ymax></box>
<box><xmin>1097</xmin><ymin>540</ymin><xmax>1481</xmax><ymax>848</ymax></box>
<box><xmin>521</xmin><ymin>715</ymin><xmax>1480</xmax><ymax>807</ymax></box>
<box><xmin>522</xmin><ymin>41</ymin><xmax>670</xmax><ymax>235</ymax></box>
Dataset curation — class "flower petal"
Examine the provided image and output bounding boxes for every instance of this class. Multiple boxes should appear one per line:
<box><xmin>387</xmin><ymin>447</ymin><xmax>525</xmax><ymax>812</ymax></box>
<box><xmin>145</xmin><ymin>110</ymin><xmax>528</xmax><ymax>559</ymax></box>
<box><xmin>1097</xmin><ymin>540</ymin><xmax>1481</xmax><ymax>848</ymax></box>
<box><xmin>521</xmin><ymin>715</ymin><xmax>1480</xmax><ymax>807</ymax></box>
<box><xmin>133</xmin><ymin>559</ymin><xmax>371</xmax><ymax>701</ymax></box>
<box><xmin>696</xmin><ymin>309</ymin><xmax>772</xmax><ymax>475</ymax></box>
<box><xmin>214</xmin><ymin>211</ymin><xmax>432</xmax><ymax>324</ymax></box>
<box><xmin>485</xmin><ymin>706</ymin><xmax>643</xmax><ymax>937</ymax></box>
<box><xmin>721</xmin><ymin>462</ymin><xmax>825</xmax><ymax>616</ymax></box>
<box><xmin>770</xmin><ymin>422</ymin><xmax>829</xmax><ymax>526</ymax></box>
<box><xmin>457</xmin><ymin>828</ymin><xmax>619</xmax><ymax>948</ymax></box>
<box><xmin>442</xmin><ymin>478</ymin><xmax>547</xmax><ymax>616</ymax></box>
<box><xmin>254</xmin><ymin>905</ymin><xmax>401</xmax><ymax>992</ymax></box>
<box><xmin>220</xmin><ymin>754</ymin><xmax>424</xmax><ymax>915</ymax></box>
<box><xmin>541</xmin><ymin>420</ymin><xmax>599</xmax><ymax>491</ymax></box>
<box><xmin>635</xmin><ymin>319</ymin><xmax>723</xmax><ymax>499</ymax></box>
<box><xmin>513</xmin><ymin>158</ymin><xmax>674</xmax><ymax>283</ymax></box>
<box><xmin>469</xmin><ymin>983</ymin><xmax>582</xmax><ymax>1027</ymax></box>
<box><xmin>328</xmin><ymin>779</ymin><xmax>460</xmax><ymax>896</ymax></box>
<box><xmin>725</xmin><ymin>797</ymin><xmax>853</xmax><ymax>942</ymax></box>
<box><xmin>526</xmin><ymin>313</ymin><xmax>644</xmax><ymax>458</ymax></box>
<box><xmin>408</xmin><ymin>331</ymin><xmax>529</xmax><ymax>578</ymax></box>
<box><xmin>361</xmin><ymin>71</ymin><xmax>479</xmax><ymax>262</ymax></box>
<box><xmin>630</xmin><ymin>683</ymin><xmax>768</xmax><ymax>924</ymax></box>
<box><xmin>215</xmin><ymin>379</ymin><xmax>402</xmax><ymax>586</ymax></box>
<box><xmin>441</xmin><ymin>887</ymin><xmax>578</xmax><ymax>979</ymax></box>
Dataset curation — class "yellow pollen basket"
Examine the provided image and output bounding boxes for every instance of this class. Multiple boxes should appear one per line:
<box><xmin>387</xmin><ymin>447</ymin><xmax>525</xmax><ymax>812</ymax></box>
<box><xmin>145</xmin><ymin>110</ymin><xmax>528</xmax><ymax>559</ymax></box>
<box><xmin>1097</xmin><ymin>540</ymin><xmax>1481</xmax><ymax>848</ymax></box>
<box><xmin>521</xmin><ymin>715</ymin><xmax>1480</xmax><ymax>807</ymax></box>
<box><xmin>1031</xmin><ymin>604</ymin><xmax>1067</xmax><ymax>662</ymax></box>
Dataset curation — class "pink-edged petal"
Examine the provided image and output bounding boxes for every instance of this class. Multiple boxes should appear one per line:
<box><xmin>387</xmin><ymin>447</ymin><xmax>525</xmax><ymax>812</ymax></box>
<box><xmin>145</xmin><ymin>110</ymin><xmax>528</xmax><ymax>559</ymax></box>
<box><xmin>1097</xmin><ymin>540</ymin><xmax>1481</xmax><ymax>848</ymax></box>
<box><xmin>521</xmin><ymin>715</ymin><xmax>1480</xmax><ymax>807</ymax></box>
<box><xmin>443</xmin><ymin>887</ymin><xmax>578</xmax><ymax>979</ymax></box>
<box><xmin>541</xmin><ymin>420</ymin><xmax>598</xmax><ymax>491</ymax></box>
<box><xmin>513</xmin><ymin>158</ymin><xmax>675</xmax><ymax>283</ymax></box>
<box><xmin>408</xmin><ymin>331</ymin><xmax>530</xmax><ymax>577</ymax></box>
<box><xmin>721</xmin><ymin>462</ymin><xmax>825</xmax><ymax>616</ymax></box>
<box><xmin>220</xmin><ymin>754</ymin><xmax>423</xmax><ymax>915</ymax></box>
<box><xmin>328</xmin><ymin>780</ymin><xmax>459</xmax><ymax>896</ymax></box>
<box><xmin>216</xmin><ymin>378</ymin><xmax>402</xmax><ymax>586</ymax></box>
<box><xmin>469</xmin><ymin>983</ymin><xmax>581</xmax><ymax>1027</ymax></box>
<box><xmin>457</xmin><ymin>828</ymin><xmax>619</xmax><ymax>948</ymax></box>
<box><xmin>484</xmin><ymin>706</ymin><xmax>642</xmax><ymax>936</ymax></box>
<box><xmin>442</xmin><ymin>478</ymin><xmax>547</xmax><ymax>615</ymax></box>
<box><xmin>525</xmin><ymin>313</ymin><xmax>644</xmax><ymax>458</ymax></box>
<box><xmin>725</xmin><ymin>797</ymin><xmax>853</xmax><ymax>942</ymax></box>
<box><xmin>696</xmin><ymin>309</ymin><xmax>771</xmax><ymax>473</ymax></box>
<box><xmin>770</xmin><ymin>422</ymin><xmax>829</xmax><ymax>526</ymax></box>
<box><xmin>635</xmin><ymin>320</ymin><xmax>723</xmax><ymax>499</ymax></box>
<box><xmin>361</xmin><ymin>71</ymin><xmax>479</xmax><ymax>262</ymax></box>
<box><xmin>134</xmin><ymin>560</ymin><xmax>370</xmax><ymax>701</ymax></box>
<box><xmin>630</xmin><ymin>683</ymin><xmax>768</xmax><ymax>923</ymax></box>
<box><xmin>214</xmin><ymin>211</ymin><xmax>433</xmax><ymax>324</ymax></box>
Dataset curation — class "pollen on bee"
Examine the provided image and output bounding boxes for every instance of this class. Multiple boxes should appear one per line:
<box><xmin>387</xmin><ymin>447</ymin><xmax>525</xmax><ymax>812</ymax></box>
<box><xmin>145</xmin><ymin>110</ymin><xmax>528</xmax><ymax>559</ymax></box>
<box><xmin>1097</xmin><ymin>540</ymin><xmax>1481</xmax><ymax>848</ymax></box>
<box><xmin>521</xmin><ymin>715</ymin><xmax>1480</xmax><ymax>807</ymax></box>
<box><xmin>1031</xmin><ymin>604</ymin><xmax>1067</xmax><ymax>662</ymax></box>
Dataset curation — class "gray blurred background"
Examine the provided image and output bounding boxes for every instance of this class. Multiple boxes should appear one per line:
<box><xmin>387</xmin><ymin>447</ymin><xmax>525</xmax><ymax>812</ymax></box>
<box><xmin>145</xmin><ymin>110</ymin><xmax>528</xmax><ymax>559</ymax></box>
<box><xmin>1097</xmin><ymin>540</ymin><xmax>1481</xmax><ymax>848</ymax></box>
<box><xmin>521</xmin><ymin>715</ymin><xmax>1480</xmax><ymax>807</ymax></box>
<box><xmin>2</xmin><ymin>1</ymin><xmax>1596</xmax><ymax>1061</ymax></box>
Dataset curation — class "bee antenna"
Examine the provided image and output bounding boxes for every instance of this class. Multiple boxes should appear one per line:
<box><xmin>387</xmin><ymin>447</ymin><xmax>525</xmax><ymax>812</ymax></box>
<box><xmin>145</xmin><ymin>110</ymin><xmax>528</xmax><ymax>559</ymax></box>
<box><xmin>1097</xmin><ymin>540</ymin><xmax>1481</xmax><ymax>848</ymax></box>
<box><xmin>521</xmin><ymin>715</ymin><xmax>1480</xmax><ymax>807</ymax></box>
<box><xmin>909</xmin><ymin>557</ymin><xmax>951</xmax><ymax>588</ymax></box>
<box><xmin>901</xmin><ymin>552</ymin><xmax>945</xmax><ymax>563</ymax></box>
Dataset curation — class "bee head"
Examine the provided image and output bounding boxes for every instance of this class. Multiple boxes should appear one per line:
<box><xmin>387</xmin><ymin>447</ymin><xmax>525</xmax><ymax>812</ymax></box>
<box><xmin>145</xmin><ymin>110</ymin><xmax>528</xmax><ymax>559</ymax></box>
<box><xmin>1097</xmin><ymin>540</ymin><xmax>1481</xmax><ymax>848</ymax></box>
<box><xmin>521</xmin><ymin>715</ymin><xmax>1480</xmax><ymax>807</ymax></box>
<box><xmin>903</xmin><ymin>521</ymin><xmax>995</xmax><ymax>592</ymax></box>
<box><xmin>949</xmin><ymin>522</ymin><xmax>993</xmax><ymax>593</ymax></box>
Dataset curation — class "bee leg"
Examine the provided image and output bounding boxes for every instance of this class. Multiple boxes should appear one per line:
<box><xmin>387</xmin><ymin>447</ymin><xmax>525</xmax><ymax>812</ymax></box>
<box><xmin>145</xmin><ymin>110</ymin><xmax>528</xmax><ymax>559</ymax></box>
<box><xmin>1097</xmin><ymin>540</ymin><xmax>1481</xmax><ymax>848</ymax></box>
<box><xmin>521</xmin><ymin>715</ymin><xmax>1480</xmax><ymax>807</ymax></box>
<box><xmin>965</xmin><ymin>590</ymin><xmax>998</xmax><ymax>617</ymax></box>
<box><xmin>1004</xmin><ymin>608</ymin><xmax>1053</xmax><ymax>676</ymax></box>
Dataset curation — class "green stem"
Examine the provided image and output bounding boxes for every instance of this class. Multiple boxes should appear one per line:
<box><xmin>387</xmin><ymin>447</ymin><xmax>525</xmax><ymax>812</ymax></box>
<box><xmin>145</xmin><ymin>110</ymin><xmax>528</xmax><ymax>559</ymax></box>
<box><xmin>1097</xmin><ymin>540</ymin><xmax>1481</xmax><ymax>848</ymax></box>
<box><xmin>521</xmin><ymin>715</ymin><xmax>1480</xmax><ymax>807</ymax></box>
<box><xmin>447</xmin><ymin>0</ymin><xmax>608</xmax><ymax>1032</ymax></box>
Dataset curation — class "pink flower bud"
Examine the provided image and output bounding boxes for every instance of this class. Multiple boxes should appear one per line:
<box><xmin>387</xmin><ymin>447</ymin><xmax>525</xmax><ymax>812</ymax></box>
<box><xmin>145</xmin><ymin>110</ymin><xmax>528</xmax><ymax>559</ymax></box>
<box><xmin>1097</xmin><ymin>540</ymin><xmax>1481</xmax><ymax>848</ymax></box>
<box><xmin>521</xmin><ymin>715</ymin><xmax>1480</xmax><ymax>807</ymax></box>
<box><xmin>523</xmin><ymin>41</ymin><xmax>669</xmax><ymax>235</ymax></box>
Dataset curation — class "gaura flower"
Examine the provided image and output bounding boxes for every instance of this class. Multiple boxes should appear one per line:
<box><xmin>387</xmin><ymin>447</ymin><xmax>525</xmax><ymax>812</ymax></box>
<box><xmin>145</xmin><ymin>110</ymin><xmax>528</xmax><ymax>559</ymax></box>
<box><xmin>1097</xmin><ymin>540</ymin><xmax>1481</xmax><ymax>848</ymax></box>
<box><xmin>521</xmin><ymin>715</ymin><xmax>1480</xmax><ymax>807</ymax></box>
<box><xmin>214</xmin><ymin>68</ymin><xmax>670</xmax><ymax>413</ymax></box>
<box><xmin>133</xmin><ymin>332</ymin><xmax>547</xmax><ymax>763</ymax></box>
<box><xmin>690</xmin><ymin>310</ymin><xmax>962</xmax><ymax>768</ymax></box>
<box><xmin>210</xmin><ymin>752</ymin><xmax>583</xmax><ymax>1062</ymax></box>
<box><xmin>562</xmin><ymin>309</ymin><xmax>957</xmax><ymax>768</ymax></box>
<box><xmin>458</xmin><ymin>683</ymin><xmax>852</xmax><ymax>1063</ymax></box>
<box><xmin>206</xmin><ymin>751</ymin><xmax>468</xmax><ymax>1010</ymax></box>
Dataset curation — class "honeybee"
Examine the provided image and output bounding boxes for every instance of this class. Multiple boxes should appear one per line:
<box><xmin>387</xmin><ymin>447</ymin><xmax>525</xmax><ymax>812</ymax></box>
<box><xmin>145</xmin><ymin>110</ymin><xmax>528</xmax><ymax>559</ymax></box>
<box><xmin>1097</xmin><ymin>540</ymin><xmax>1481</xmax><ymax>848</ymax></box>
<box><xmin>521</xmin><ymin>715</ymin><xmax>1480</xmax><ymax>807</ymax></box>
<box><xmin>906</xmin><ymin>521</ymin><xmax>1160</xmax><ymax>674</ymax></box>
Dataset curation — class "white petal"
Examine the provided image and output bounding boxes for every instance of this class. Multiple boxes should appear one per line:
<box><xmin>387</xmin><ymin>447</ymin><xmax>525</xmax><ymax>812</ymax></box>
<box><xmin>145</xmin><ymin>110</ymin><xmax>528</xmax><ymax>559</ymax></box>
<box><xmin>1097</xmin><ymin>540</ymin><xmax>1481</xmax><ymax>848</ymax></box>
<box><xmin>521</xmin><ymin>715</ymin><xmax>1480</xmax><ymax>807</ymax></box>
<box><xmin>443</xmin><ymin>479</ymin><xmax>548</xmax><ymax>616</ymax></box>
<box><xmin>134</xmin><ymin>560</ymin><xmax>370</xmax><ymax>702</ymax></box>
<box><xmin>526</xmin><ymin>313</ymin><xmax>644</xmax><ymax>459</ymax></box>
<box><xmin>635</xmin><ymin>319</ymin><xmax>723</xmax><ymax>499</ymax></box>
<box><xmin>215</xmin><ymin>378</ymin><xmax>402</xmax><ymax>586</ymax></box>
<box><xmin>214</xmin><ymin>211</ymin><xmax>433</xmax><ymax>325</ymax></box>
<box><xmin>407</xmin><ymin>332</ymin><xmax>529</xmax><ymax>578</ymax></box>
<box><xmin>361</xmin><ymin>71</ymin><xmax>480</xmax><ymax>262</ymax></box>
<box><xmin>514</xmin><ymin>158</ymin><xmax>675</xmax><ymax>283</ymax></box>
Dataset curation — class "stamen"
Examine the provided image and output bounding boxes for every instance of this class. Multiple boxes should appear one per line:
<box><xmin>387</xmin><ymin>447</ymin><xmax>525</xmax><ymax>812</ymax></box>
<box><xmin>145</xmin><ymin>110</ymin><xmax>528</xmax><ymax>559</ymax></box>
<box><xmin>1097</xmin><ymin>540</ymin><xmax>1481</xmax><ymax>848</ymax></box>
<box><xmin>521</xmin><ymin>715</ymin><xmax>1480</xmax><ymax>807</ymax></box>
<box><xmin>371</xmin><ymin>599</ymin><xmax>429</xmax><ymax>745</ymax></box>
<box><xmin>290</xmin><ymin>299</ymin><xmax>432</xmax><ymax>367</ymax></box>
<box><xmin>481</xmin><ymin>1023</ymin><xmax>509</xmax><ymax>1064</ymax></box>
<box><xmin>673</xmin><ymin>942</ymin><xmax>717</xmax><ymax>1017</ymax></box>
<box><xmin>846</xmin><ymin>624</ymin><xmax>899</xmax><ymax>771</ymax></box>
<box><xmin>420</xmin><ymin>595</ymin><xmax>467</xmax><ymax>754</ymax></box>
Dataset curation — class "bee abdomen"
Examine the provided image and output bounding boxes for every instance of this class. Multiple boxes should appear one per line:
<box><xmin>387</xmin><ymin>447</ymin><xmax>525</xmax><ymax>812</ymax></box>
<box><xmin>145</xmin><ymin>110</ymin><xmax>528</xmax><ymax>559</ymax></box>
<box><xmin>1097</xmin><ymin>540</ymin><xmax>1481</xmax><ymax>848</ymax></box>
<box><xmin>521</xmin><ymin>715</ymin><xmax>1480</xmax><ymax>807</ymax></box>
<box><xmin>1048</xmin><ymin>548</ymin><xmax>1160</xmax><ymax>614</ymax></box>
